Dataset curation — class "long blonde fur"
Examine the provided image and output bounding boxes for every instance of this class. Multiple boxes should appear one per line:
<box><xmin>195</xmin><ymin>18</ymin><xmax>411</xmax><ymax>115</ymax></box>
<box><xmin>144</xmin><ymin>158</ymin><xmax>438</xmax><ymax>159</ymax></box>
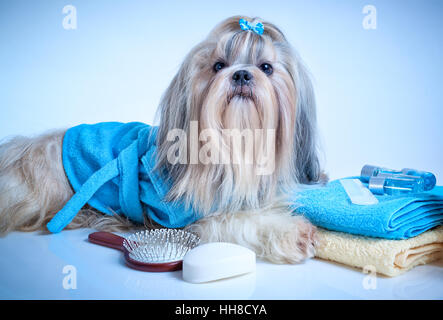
<box><xmin>0</xmin><ymin>16</ymin><xmax>322</xmax><ymax>264</ymax></box>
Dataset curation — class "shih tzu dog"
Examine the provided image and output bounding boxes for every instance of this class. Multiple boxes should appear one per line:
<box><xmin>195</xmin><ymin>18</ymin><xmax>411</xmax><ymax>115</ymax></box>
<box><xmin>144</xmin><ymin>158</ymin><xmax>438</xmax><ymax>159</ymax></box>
<box><xmin>0</xmin><ymin>16</ymin><xmax>324</xmax><ymax>264</ymax></box>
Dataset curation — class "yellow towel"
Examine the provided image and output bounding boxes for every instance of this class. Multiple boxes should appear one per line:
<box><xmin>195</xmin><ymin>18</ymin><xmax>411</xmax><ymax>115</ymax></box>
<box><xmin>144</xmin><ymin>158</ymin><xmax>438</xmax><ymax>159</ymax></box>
<box><xmin>315</xmin><ymin>226</ymin><xmax>443</xmax><ymax>277</ymax></box>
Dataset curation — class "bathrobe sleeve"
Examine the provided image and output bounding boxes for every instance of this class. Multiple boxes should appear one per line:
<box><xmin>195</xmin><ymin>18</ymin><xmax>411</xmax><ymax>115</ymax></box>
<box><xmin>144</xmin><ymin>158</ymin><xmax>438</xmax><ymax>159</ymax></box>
<box><xmin>47</xmin><ymin>122</ymin><xmax>200</xmax><ymax>233</ymax></box>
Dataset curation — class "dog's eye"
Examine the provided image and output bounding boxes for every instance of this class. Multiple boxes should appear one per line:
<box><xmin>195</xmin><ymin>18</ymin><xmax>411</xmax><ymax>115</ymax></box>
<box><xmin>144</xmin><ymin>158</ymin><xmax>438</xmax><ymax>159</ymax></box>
<box><xmin>213</xmin><ymin>62</ymin><xmax>225</xmax><ymax>72</ymax></box>
<box><xmin>259</xmin><ymin>63</ymin><xmax>273</xmax><ymax>76</ymax></box>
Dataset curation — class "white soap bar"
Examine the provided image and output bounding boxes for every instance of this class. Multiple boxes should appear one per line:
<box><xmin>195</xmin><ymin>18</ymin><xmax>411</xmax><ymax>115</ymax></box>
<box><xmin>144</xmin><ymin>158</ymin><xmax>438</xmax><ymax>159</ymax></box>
<box><xmin>340</xmin><ymin>178</ymin><xmax>379</xmax><ymax>205</ymax></box>
<box><xmin>182</xmin><ymin>242</ymin><xmax>256</xmax><ymax>283</ymax></box>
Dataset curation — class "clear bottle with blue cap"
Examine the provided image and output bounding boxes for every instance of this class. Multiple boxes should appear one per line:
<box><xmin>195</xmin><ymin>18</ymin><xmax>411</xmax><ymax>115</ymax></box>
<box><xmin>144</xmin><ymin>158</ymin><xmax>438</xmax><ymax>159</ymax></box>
<box><xmin>360</xmin><ymin>165</ymin><xmax>436</xmax><ymax>195</ymax></box>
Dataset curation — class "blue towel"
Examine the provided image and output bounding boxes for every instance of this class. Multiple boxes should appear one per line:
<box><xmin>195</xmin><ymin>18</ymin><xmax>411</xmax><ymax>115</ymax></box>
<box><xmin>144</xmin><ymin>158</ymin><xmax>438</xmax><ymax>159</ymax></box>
<box><xmin>292</xmin><ymin>179</ymin><xmax>443</xmax><ymax>239</ymax></box>
<box><xmin>47</xmin><ymin>122</ymin><xmax>202</xmax><ymax>233</ymax></box>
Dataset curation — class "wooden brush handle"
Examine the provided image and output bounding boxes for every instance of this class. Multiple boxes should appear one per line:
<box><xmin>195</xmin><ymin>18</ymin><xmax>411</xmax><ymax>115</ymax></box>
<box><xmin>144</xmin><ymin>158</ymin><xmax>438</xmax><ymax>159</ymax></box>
<box><xmin>88</xmin><ymin>231</ymin><xmax>125</xmax><ymax>251</ymax></box>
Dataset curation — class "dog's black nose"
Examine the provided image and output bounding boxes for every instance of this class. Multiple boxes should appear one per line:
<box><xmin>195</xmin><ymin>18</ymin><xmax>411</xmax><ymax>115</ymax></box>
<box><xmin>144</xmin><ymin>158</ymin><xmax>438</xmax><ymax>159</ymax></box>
<box><xmin>232</xmin><ymin>70</ymin><xmax>253</xmax><ymax>86</ymax></box>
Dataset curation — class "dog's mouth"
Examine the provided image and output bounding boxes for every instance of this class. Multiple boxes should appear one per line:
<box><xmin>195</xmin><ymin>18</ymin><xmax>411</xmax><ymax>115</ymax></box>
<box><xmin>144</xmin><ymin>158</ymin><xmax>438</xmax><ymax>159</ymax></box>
<box><xmin>227</xmin><ymin>86</ymin><xmax>254</xmax><ymax>104</ymax></box>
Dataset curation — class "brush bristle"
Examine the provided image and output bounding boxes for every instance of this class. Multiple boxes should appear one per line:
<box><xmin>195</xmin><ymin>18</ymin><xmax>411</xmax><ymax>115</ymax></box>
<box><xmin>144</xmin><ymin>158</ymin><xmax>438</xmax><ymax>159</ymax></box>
<box><xmin>122</xmin><ymin>229</ymin><xmax>200</xmax><ymax>263</ymax></box>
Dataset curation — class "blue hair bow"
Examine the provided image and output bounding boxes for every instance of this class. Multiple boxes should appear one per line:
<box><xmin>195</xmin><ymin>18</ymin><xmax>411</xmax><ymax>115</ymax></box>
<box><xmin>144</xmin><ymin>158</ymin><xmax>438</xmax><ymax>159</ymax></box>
<box><xmin>239</xmin><ymin>18</ymin><xmax>264</xmax><ymax>35</ymax></box>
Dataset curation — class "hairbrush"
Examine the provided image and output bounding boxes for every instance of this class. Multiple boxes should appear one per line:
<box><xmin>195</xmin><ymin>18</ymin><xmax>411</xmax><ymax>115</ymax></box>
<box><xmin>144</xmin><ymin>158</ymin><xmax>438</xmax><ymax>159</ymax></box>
<box><xmin>88</xmin><ymin>229</ymin><xmax>200</xmax><ymax>272</ymax></box>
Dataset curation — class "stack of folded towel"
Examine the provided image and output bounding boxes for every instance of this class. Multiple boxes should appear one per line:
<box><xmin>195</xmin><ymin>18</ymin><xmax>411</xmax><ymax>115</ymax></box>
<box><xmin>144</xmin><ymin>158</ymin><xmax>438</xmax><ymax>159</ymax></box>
<box><xmin>315</xmin><ymin>226</ymin><xmax>442</xmax><ymax>277</ymax></box>
<box><xmin>292</xmin><ymin>179</ymin><xmax>443</xmax><ymax>277</ymax></box>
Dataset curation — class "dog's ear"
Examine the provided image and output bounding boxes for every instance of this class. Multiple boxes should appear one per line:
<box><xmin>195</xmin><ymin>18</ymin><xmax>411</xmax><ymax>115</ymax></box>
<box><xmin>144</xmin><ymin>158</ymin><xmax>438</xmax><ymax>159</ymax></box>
<box><xmin>156</xmin><ymin>57</ymin><xmax>192</xmax><ymax>139</ymax></box>
<box><xmin>155</xmin><ymin>41</ymin><xmax>208</xmax><ymax>142</ymax></box>
<box><xmin>292</xmin><ymin>56</ymin><xmax>322</xmax><ymax>184</ymax></box>
<box><xmin>154</xmin><ymin>63</ymin><xmax>187</xmax><ymax>177</ymax></box>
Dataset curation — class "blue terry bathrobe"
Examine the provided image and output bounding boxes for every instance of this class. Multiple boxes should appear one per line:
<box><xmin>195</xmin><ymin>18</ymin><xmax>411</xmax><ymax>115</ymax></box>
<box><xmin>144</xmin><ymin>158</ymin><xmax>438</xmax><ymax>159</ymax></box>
<box><xmin>47</xmin><ymin>122</ymin><xmax>200</xmax><ymax>233</ymax></box>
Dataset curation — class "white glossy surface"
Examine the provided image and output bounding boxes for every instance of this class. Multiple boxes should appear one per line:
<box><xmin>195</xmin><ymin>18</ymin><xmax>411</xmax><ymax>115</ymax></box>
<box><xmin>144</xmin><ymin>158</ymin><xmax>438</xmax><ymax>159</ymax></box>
<box><xmin>183</xmin><ymin>242</ymin><xmax>256</xmax><ymax>283</ymax></box>
<box><xmin>0</xmin><ymin>229</ymin><xmax>442</xmax><ymax>300</ymax></box>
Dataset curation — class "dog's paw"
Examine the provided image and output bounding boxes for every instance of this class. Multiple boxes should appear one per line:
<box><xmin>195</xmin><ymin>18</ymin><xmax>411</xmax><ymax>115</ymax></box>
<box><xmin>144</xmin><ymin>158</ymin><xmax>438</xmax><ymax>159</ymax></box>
<box><xmin>292</xmin><ymin>216</ymin><xmax>317</xmax><ymax>259</ymax></box>
<box><xmin>264</xmin><ymin>215</ymin><xmax>317</xmax><ymax>264</ymax></box>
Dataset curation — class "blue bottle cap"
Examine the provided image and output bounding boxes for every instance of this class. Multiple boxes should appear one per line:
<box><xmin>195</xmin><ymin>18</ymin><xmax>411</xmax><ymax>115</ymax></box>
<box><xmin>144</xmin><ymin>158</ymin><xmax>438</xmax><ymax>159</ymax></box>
<box><xmin>368</xmin><ymin>176</ymin><xmax>385</xmax><ymax>195</ymax></box>
<box><xmin>361</xmin><ymin>165</ymin><xmax>379</xmax><ymax>182</ymax></box>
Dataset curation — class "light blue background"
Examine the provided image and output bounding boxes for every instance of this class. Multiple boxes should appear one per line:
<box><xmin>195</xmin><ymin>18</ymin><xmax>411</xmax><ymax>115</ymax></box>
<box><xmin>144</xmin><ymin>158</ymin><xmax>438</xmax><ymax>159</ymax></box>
<box><xmin>1</xmin><ymin>0</ymin><xmax>442</xmax><ymax>181</ymax></box>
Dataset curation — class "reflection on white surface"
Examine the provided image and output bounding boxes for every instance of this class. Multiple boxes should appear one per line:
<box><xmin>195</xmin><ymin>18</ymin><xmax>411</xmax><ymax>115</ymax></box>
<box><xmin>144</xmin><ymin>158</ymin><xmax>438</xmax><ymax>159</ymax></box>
<box><xmin>0</xmin><ymin>229</ymin><xmax>442</xmax><ymax>299</ymax></box>
<box><xmin>123</xmin><ymin>271</ymin><xmax>256</xmax><ymax>300</ymax></box>
<box><xmin>391</xmin><ymin>261</ymin><xmax>443</xmax><ymax>299</ymax></box>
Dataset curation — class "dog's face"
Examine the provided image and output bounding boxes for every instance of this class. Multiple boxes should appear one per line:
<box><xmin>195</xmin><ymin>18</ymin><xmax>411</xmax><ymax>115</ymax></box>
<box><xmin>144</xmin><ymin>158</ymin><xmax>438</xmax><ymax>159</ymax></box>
<box><xmin>156</xmin><ymin>16</ymin><xmax>320</xmax><ymax>214</ymax></box>
<box><xmin>194</xmin><ymin>24</ymin><xmax>295</xmax><ymax>136</ymax></box>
